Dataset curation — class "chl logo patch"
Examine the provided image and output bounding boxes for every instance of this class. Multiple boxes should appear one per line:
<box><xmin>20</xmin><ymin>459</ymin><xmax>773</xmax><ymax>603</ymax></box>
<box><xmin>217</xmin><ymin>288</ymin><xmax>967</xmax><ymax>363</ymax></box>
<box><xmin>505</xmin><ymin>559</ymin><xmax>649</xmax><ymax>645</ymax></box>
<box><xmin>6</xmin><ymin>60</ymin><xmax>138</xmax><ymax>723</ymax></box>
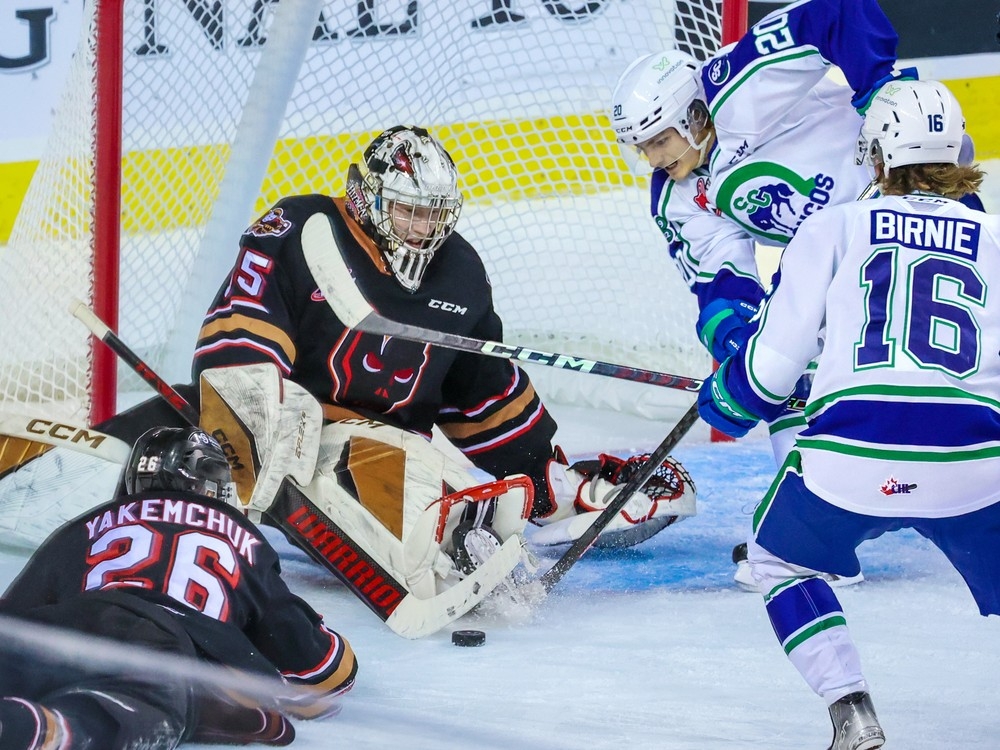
<box><xmin>880</xmin><ymin>476</ymin><xmax>917</xmax><ymax>496</ymax></box>
<box><xmin>245</xmin><ymin>208</ymin><xmax>292</xmax><ymax>238</ymax></box>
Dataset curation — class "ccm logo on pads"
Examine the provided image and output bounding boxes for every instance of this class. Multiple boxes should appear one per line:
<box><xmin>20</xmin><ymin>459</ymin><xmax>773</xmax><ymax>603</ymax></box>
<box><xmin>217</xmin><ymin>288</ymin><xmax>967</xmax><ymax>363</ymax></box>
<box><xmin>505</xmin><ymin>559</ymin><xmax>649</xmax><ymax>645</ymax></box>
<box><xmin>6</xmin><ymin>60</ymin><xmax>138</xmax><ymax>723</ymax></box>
<box><xmin>428</xmin><ymin>299</ymin><xmax>468</xmax><ymax>315</ymax></box>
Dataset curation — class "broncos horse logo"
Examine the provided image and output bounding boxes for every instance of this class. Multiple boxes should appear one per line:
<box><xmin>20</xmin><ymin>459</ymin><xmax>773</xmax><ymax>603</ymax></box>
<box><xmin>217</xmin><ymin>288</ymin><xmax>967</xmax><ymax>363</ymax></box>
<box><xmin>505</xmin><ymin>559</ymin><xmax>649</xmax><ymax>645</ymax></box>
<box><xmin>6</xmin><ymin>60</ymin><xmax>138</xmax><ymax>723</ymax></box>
<box><xmin>718</xmin><ymin>164</ymin><xmax>837</xmax><ymax>243</ymax></box>
<box><xmin>743</xmin><ymin>183</ymin><xmax>797</xmax><ymax>236</ymax></box>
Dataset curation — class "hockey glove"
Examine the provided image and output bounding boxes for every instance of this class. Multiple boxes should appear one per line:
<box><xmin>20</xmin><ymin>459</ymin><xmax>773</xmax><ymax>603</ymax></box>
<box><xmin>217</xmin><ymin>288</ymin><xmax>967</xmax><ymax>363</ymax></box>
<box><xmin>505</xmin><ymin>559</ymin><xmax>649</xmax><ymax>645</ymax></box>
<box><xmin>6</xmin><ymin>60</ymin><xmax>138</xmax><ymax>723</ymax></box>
<box><xmin>695</xmin><ymin>298</ymin><xmax>759</xmax><ymax>364</ymax></box>
<box><xmin>852</xmin><ymin>67</ymin><xmax>918</xmax><ymax>115</ymax></box>
<box><xmin>697</xmin><ymin>360</ymin><xmax>759</xmax><ymax>438</ymax></box>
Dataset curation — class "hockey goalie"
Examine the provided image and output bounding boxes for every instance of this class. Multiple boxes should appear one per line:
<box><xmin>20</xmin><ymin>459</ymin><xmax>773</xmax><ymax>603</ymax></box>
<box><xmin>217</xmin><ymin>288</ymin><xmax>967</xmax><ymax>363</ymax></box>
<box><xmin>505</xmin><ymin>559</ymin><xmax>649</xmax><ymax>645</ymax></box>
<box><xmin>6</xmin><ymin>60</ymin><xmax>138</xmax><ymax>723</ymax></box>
<box><xmin>0</xmin><ymin>125</ymin><xmax>696</xmax><ymax>637</ymax></box>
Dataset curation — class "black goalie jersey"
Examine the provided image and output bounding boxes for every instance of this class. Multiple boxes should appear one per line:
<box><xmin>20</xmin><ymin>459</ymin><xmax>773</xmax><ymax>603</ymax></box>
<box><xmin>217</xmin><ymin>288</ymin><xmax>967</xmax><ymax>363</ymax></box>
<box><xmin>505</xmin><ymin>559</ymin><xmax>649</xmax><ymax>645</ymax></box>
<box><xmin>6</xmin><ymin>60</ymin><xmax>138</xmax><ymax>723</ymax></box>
<box><xmin>193</xmin><ymin>194</ymin><xmax>557</xmax><ymax>507</ymax></box>
<box><xmin>0</xmin><ymin>490</ymin><xmax>357</xmax><ymax>705</ymax></box>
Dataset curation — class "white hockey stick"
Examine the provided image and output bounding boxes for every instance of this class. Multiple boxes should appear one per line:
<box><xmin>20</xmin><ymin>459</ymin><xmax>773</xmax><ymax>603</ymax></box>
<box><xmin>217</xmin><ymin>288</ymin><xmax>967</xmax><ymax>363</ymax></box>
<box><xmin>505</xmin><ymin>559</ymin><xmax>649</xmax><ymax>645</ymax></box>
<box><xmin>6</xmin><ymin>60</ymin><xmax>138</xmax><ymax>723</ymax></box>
<box><xmin>0</xmin><ymin>613</ymin><xmax>333</xmax><ymax>712</ymax></box>
<box><xmin>0</xmin><ymin>409</ymin><xmax>130</xmax><ymax>464</ymax></box>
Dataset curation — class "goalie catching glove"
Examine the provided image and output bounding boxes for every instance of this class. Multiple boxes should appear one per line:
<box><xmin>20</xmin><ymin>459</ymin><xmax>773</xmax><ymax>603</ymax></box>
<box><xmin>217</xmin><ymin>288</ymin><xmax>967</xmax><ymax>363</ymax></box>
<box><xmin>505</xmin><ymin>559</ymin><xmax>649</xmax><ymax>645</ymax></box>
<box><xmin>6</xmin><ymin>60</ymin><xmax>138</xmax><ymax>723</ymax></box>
<box><xmin>532</xmin><ymin>448</ymin><xmax>696</xmax><ymax>549</ymax></box>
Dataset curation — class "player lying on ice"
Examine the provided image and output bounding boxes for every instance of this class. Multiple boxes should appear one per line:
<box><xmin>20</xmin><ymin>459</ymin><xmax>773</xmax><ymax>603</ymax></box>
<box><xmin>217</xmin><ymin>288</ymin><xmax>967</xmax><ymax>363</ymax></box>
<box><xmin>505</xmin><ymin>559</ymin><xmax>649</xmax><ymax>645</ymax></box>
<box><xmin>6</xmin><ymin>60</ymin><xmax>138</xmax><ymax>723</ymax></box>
<box><xmin>79</xmin><ymin>125</ymin><xmax>695</xmax><ymax>638</ymax></box>
<box><xmin>0</xmin><ymin>426</ymin><xmax>356</xmax><ymax>749</ymax></box>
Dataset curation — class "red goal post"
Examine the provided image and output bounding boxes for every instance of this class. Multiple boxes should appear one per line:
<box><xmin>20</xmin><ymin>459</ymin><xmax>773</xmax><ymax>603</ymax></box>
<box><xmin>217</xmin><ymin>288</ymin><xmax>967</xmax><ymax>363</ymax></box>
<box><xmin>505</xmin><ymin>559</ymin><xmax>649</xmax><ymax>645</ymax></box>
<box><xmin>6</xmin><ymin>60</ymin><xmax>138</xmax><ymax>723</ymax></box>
<box><xmin>2</xmin><ymin>0</ymin><xmax>749</xmax><ymax>426</ymax></box>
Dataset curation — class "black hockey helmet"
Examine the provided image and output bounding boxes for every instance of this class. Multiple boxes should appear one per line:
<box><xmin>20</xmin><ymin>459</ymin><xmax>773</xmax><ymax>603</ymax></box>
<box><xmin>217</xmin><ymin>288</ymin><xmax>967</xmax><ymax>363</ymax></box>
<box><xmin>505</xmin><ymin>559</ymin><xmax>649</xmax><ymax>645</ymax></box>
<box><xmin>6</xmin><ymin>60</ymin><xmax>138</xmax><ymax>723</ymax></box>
<box><xmin>124</xmin><ymin>426</ymin><xmax>232</xmax><ymax>500</ymax></box>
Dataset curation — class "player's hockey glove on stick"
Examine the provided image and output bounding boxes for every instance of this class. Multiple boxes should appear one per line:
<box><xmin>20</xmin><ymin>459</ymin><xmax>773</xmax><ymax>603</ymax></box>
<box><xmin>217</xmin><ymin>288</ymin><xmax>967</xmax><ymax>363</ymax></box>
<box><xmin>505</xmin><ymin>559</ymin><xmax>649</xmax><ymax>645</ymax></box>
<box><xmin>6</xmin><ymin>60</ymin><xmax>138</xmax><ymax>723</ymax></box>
<box><xmin>697</xmin><ymin>359</ymin><xmax>759</xmax><ymax>438</ymax></box>
<box><xmin>695</xmin><ymin>298</ymin><xmax>759</xmax><ymax>363</ymax></box>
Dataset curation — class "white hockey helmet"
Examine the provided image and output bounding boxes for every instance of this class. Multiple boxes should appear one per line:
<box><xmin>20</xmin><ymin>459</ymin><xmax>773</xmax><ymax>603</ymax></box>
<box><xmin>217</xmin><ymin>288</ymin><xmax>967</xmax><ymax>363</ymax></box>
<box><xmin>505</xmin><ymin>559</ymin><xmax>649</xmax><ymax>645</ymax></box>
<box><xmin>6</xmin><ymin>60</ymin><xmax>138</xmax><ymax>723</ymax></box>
<box><xmin>611</xmin><ymin>50</ymin><xmax>704</xmax><ymax>149</ymax></box>
<box><xmin>358</xmin><ymin>125</ymin><xmax>463</xmax><ymax>292</ymax></box>
<box><xmin>856</xmin><ymin>80</ymin><xmax>965</xmax><ymax>173</ymax></box>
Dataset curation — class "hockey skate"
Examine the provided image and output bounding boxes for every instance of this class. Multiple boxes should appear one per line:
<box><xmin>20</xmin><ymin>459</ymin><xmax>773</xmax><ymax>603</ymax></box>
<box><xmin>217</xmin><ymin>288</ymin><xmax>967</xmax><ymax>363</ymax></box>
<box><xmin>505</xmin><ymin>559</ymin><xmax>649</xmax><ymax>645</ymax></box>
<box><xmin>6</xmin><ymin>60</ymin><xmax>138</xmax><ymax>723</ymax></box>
<box><xmin>827</xmin><ymin>692</ymin><xmax>885</xmax><ymax>750</ymax></box>
<box><xmin>731</xmin><ymin>543</ymin><xmax>865</xmax><ymax>592</ymax></box>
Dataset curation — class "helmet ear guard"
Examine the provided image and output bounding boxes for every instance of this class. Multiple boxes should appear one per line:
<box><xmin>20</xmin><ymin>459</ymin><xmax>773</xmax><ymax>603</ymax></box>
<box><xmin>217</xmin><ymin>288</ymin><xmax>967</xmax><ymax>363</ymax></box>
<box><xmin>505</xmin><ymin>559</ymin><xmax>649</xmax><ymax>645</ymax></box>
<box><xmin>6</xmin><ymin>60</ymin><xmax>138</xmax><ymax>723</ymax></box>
<box><xmin>610</xmin><ymin>50</ymin><xmax>710</xmax><ymax>173</ymax></box>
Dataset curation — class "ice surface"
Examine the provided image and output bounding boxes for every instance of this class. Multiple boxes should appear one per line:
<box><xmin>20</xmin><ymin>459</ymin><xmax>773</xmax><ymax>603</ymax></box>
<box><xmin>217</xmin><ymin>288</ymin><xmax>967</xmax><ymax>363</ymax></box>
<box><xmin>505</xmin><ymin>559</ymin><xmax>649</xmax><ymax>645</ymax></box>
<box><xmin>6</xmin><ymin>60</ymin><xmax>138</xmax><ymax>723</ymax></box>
<box><xmin>0</xmin><ymin>403</ymin><xmax>996</xmax><ymax>749</ymax></box>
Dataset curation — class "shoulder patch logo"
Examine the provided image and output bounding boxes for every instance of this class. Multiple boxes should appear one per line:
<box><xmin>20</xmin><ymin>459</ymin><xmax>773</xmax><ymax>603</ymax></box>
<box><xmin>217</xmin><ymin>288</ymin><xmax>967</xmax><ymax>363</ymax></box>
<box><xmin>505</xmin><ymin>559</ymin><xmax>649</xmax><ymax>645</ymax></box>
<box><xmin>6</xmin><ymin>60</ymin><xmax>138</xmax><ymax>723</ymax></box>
<box><xmin>694</xmin><ymin>177</ymin><xmax>721</xmax><ymax>215</ymax></box>
<box><xmin>707</xmin><ymin>56</ymin><xmax>730</xmax><ymax>86</ymax></box>
<box><xmin>879</xmin><ymin>476</ymin><xmax>917</xmax><ymax>496</ymax></box>
<box><xmin>246</xmin><ymin>207</ymin><xmax>292</xmax><ymax>238</ymax></box>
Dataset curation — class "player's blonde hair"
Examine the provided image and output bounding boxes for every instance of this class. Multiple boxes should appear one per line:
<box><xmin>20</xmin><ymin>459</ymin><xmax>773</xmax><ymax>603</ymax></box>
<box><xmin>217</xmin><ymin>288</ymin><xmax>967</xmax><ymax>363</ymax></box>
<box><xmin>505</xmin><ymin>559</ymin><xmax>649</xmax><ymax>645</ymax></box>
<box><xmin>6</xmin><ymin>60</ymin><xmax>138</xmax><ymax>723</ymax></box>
<box><xmin>880</xmin><ymin>163</ymin><xmax>985</xmax><ymax>200</ymax></box>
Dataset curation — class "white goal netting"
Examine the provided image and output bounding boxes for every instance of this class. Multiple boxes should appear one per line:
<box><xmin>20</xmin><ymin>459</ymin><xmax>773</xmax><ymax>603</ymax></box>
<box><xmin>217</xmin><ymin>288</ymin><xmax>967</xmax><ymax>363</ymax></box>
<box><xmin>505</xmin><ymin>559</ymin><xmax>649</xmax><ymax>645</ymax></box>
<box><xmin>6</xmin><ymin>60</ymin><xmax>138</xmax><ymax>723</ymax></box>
<box><xmin>1</xmin><ymin>0</ymin><xmax>739</xmax><ymax>424</ymax></box>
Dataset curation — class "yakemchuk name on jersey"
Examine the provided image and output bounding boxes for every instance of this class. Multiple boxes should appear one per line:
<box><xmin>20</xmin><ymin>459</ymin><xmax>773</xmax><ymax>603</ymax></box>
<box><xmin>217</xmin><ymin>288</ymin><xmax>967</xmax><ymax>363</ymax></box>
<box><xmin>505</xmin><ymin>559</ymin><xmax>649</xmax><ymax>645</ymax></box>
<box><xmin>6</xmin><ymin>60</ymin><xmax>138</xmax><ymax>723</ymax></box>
<box><xmin>86</xmin><ymin>498</ymin><xmax>261</xmax><ymax>563</ymax></box>
<box><xmin>871</xmin><ymin>209</ymin><xmax>980</xmax><ymax>258</ymax></box>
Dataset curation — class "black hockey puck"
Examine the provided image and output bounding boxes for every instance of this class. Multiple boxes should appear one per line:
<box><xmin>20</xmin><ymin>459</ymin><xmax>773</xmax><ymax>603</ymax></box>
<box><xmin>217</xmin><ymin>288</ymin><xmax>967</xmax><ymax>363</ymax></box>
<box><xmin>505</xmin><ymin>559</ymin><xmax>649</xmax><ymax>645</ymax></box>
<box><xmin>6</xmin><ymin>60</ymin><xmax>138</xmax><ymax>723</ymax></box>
<box><xmin>451</xmin><ymin>629</ymin><xmax>486</xmax><ymax>647</ymax></box>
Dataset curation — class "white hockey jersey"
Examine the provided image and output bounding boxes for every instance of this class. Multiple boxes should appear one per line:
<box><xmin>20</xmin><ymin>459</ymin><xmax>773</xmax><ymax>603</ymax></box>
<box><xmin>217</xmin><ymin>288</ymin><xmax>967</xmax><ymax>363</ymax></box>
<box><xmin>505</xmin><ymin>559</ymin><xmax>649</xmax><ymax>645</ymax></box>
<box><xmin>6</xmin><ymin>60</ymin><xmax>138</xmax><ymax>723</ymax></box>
<box><xmin>651</xmin><ymin>0</ymin><xmax>899</xmax><ymax>308</ymax></box>
<box><xmin>734</xmin><ymin>194</ymin><xmax>1000</xmax><ymax>518</ymax></box>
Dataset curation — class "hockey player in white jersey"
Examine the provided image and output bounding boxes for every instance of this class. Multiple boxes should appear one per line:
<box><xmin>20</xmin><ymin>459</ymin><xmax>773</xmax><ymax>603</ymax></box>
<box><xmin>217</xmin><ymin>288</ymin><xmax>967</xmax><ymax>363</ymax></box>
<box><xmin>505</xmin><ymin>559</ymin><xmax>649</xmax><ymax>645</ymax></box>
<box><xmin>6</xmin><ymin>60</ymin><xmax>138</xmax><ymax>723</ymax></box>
<box><xmin>698</xmin><ymin>80</ymin><xmax>995</xmax><ymax>749</ymax></box>
<box><xmin>610</xmin><ymin>0</ymin><xmax>926</xmax><ymax>588</ymax></box>
<box><xmin>611</xmin><ymin>0</ymin><xmax>934</xmax><ymax>454</ymax></box>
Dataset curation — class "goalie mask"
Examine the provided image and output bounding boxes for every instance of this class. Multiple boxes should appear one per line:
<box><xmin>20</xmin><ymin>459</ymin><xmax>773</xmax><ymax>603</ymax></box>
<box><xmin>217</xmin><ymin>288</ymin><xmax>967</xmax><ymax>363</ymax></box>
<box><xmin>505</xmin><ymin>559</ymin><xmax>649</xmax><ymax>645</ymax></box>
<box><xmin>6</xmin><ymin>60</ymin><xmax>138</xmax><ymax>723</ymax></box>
<box><xmin>856</xmin><ymin>80</ymin><xmax>964</xmax><ymax>174</ymax></box>
<box><xmin>124</xmin><ymin>426</ymin><xmax>233</xmax><ymax>501</ymax></box>
<box><xmin>611</xmin><ymin>50</ymin><xmax>710</xmax><ymax>174</ymax></box>
<box><xmin>350</xmin><ymin>125</ymin><xmax>463</xmax><ymax>292</ymax></box>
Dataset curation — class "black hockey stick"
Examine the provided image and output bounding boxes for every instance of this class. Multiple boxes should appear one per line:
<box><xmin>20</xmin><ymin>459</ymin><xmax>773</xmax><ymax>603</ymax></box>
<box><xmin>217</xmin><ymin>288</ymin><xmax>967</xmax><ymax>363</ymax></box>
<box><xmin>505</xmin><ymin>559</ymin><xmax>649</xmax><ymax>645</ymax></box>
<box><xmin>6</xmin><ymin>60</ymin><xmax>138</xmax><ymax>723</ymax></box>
<box><xmin>300</xmin><ymin>213</ymin><xmax>806</xmax><ymax>409</ymax></box>
<box><xmin>300</xmin><ymin>213</ymin><xmax>704</xmax><ymax>393</ymax></box>
<box><xmin>70</xmin><ymin>300</ymin><xmax>200</xmax><ymax>425</ymax></box>
<box><xmin>539</xmin><ymin>400</ymin><xmax>701</xmax><ymax>591</ymax></box>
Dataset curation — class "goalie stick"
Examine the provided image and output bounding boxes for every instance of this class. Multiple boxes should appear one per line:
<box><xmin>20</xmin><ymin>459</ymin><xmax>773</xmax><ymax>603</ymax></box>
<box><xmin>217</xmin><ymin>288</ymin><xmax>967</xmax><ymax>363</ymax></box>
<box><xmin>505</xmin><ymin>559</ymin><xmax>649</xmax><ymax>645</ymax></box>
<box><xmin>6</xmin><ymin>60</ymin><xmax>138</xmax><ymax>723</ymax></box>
<box><xmin>299</xmin><ymin>213</ymin><xmax>806</xmax><ymax>410</ymax></box>
<box><xmin>69</xmin><ymin>302</ymin><xmax>538</xmax><ymax>633</ymax></box>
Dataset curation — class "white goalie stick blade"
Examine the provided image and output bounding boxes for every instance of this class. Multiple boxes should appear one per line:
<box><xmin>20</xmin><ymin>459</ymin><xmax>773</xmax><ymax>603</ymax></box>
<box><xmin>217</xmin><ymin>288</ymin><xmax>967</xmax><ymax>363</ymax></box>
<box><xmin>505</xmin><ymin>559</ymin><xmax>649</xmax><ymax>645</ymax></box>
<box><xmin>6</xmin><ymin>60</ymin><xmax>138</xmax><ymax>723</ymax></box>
<box><xmin>267</xmin><ymin>479</ymin><xmax>525</xmax><ymax>639</ymax></box>
<box><xmin>0</xmin><ymin>410</ymin><xmax>130</xmax><ymax>465</ymax></box>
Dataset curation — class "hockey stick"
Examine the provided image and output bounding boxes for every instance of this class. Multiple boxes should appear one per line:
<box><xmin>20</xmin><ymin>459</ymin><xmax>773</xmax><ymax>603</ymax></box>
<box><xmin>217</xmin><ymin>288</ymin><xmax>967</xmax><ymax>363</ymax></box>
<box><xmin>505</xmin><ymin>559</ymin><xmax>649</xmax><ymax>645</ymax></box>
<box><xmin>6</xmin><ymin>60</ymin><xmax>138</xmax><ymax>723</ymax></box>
<box><xmin>0</xmin><ymin>410</ymin><xmax>130</xmax><ymax>464</ymax></box>
<box><xmin>300</xmin><ymin>213</ymin><xmax>806</xmax><ymax>410</ymax></box>
<box><xmin>69</xmin><ymin>300</ymin><xmax>513</xmax><ymax>636</ymax></box>
<box><xmin>69</xmin><ymin>300</ymin><xmax>200</xmax><ymax>425</ymax></box>
<box><xmin>300</xmin><ymin>213</ymin><xmax>703</xmax><ymax>393</ymax></box>
<box><xmin>539</xmin><ymin>399</ymin><xmax>701</xmax><ymax>591</ymax></box>
<box><xmin>0</xmin><ymin>613</ymin><xmax>331</xmax><ymax>712</ymax></box>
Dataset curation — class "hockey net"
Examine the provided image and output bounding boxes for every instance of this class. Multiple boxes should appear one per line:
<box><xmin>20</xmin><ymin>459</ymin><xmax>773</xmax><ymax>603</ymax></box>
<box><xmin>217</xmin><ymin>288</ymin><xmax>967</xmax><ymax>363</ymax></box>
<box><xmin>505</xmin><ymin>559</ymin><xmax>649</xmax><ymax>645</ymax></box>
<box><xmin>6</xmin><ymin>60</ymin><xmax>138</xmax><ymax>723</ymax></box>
<box><xmin>0</xmin><ymin>0</ymin><xmax>746</xmax><ymax>425</ymax></box>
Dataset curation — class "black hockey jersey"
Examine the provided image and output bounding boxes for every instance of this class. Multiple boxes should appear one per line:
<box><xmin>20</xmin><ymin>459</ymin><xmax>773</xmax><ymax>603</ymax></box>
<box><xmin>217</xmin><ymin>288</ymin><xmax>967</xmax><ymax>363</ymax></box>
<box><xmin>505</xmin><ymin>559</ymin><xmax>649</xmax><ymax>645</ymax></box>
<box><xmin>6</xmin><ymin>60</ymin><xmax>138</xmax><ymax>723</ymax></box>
<box><xmin>193</xmin><ymin>194</ymin><xmax>557</xmax><ymax>509</ymax></box>
<box><xmin>0</xmin><ymin>490</ymin><xmax>356</xmax><ymax>705</ymax></box>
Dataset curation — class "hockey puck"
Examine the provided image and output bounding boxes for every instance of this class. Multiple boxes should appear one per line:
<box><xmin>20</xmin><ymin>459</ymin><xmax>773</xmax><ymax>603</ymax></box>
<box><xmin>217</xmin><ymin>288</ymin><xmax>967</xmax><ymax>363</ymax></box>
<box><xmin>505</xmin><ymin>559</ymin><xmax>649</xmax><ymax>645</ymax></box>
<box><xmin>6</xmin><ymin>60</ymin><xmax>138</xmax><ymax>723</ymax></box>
<box><xmin>451</xmin><ymin>629</ymin><xmax>486</xmax><ymax>647</ymax></box>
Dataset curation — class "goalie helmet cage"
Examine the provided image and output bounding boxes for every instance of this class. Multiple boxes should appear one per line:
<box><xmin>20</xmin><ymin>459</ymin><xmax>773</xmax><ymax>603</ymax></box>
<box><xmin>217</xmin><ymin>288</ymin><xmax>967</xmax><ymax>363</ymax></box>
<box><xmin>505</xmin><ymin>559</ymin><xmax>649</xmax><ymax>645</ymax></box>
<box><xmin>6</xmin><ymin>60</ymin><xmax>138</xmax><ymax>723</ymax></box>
<box><xmin>1</xmin><ymin>0</ymin><xmax>748</xmax><ymax>426</ymax></box>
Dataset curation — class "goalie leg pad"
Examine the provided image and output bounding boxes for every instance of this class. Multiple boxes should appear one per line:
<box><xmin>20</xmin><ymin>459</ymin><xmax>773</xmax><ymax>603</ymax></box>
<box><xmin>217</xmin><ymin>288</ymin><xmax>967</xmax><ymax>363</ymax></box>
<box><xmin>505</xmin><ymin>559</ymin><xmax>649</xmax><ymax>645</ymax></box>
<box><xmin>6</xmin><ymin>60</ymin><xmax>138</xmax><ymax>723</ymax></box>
<box><xmin>199</xmin><ymin>364</ymin><xmax>323</xmax><ymax>521</ymax></box>
<box><xmin>0</xmin><ymin>411</ymin><xmax>129</xmax><ymax>549</ymax></box>
<box><xmin>269</xmin><ymin>419</ymin><xmax>532</xmax><ymax>638</ymax></box>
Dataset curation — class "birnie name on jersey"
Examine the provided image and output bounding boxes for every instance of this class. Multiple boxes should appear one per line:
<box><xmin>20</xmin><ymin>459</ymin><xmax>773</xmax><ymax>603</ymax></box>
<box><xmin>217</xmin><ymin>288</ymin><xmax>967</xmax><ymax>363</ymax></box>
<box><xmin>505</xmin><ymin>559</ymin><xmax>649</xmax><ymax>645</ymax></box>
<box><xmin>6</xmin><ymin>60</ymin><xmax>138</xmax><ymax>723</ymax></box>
<box><xmin>871</xmin><ymin>209</ymin><xmax>981</xmax><ymax>258</ymax></box>
<box><xmin>85</xmin><ymin>498</ymin><xmax>262</xmax><ymax>563</ymax></box>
